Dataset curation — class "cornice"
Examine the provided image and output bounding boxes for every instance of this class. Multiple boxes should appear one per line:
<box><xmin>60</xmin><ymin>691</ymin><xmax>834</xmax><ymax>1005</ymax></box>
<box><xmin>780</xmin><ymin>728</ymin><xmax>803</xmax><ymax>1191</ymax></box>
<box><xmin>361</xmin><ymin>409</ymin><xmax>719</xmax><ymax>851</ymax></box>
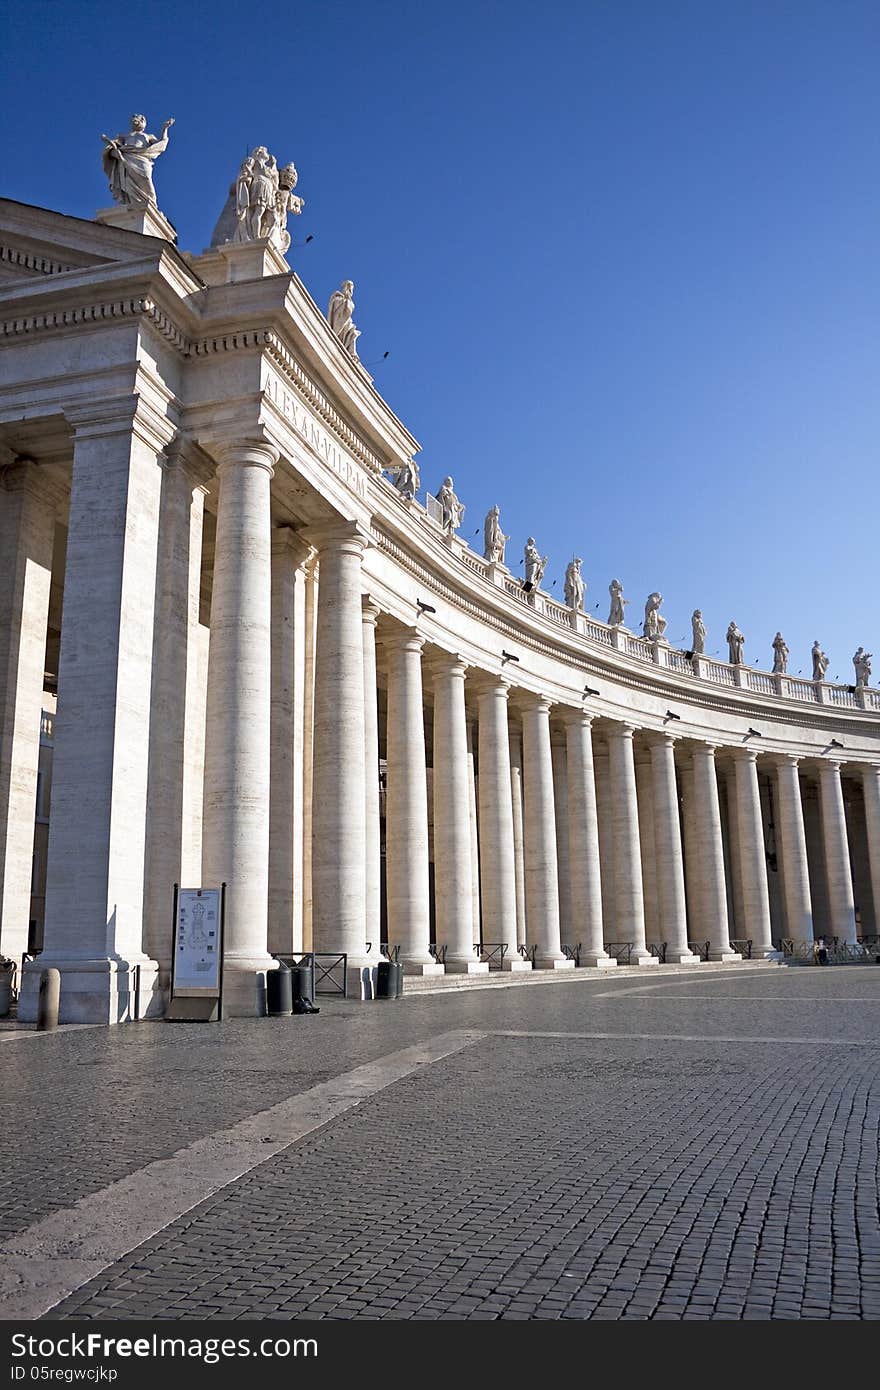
<box><xmin>0</xmin><ymin>243</ymin><xmax>75</xmax><ymax>277</ymax></box>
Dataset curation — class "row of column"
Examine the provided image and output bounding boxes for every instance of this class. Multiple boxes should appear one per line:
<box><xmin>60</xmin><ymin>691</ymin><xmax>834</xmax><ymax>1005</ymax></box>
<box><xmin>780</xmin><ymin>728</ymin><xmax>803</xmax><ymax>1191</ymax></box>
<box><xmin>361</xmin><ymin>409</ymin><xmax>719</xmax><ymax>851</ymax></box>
<box><xmin>2</xmin><ymin>424</ymin><xmax>875</xmax><ymax>1020</ymax></box>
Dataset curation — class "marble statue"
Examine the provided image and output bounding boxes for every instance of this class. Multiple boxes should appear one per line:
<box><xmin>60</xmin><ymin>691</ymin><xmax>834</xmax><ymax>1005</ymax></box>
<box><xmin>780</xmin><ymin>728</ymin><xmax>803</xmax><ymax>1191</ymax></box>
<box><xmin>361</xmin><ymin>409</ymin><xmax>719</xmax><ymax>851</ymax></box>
<box><xmin>811</xmin><ymin>641</ymin><xmax>830</xmax><ymax>682</ymax></box>
<box><xmin>853</xmin><ymin>647</ymin><xmax>872</xmax><ymax>688</ymax></box>
<box><xmin>642</xmin><ymin>592</ymin><xmax>668</xmax><ymax>641</ymax></box>
<box><xmin>524</xmin><ymin>538</ymin><xmax>548</xmax><ymax>590</ymax></box>
<box><xmin>772</xmin><ymin>632</ymin><xmax>789</xmax><ymax>675</ymax></box>
<box><xmin>608</xmin><ymin>579</ymin><xmax>628</xmax><ymax>627</ymax></box>
<box><xmin>435</xmin><ymin>477</ymin><xmax>465</xmax><ymax>534</ymax></box>
<box><xmin>564</xmin><ymin>557</ymin><xmax>585</xmax><ymax>612</ymax></box>
<box><xmin>691</xmin><ymin>610</ymin><xmax>706</xmax><ymax>655</ymax></box>
<box><xmin>101</xmin><ymin>114</ymin><xmax>174</xmax><ymax>208</ymax></box>
<box><xmin>210</xmin><ymin>145</ymin><xmax>304</xmax><ymax>252</ymax></box>
<box><xmin>387</xmin><ymin>459</ymin><xmax>420</xmax><ymax>500</ymax></box>
<box><xmin>483</xmin><ymin>506</ymin><xmax>508</xmax><ymax>564</ymax></box>
<box><xmin>327</xmin><ymin>280</ymin><xmax>361</xmax><ymax>358</ymax></box>
<box><xmin>726</xmin><ymin>621</ymin><xmax>745</xmax><ymax>665</ymax></box>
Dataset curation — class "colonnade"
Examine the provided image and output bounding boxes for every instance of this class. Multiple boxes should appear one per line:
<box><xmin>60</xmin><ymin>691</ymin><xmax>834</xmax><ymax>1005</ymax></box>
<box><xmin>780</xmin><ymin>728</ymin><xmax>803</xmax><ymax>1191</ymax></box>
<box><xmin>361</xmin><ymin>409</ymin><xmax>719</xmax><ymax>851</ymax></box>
<box><xmin>1</xmin><ymin>438</ymin><xmax>876</xmax><ymax>1020</ymax></box>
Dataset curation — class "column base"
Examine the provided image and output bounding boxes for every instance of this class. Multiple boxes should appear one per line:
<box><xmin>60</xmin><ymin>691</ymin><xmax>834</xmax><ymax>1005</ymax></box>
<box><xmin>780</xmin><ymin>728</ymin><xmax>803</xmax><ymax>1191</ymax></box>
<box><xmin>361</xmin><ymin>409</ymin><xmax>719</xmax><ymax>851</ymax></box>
<box><xmin>752</xmin><ymin>949</ymin><xmax>784</xmax><ymax>962</ymax></box>
<box><xmin>665</xmin><ymin>951</ymin><xmax>700</xmax><ymax>965</ymax></box>
<box><xmin>346</xmin><ymin>964</ymin><xmax>379</xmax><ymax>999</ymax></box>
<box><xmin>502</xmin><ymin>956</ymin><xmax>533</xmax><ymax>972</ymax></box>
<box><xmin>580</xmin><ymin>953</ymin><xmax>617</xmax><ymax>969</ymax></box>
<box><xmin>219</xmin><ymin>966</ymin><xmax>270</xmax><ymax>1017</ymax></box>
<box><xmin>445</xmin><ymin>959</ymin><xmax>490</xmax><ymax>975</ymax></box>
<box><xmin>17</xmin><ymin>956</ymin><xmax>162</xmax><ymax>1025</ymax></box>
<box><xmin>535</xmin><ymin>956</ymin><xmax>575</xmax><ymax>970</ymax></box>
<box><xmin>630</xmin><ymin>950</ymin><xmax>659</xmax><ymax>966</ymax></box>
<box><xmin>709</xmin><ymin>949</ymin><xmax>742</xmax><ymax>963</ymax></box>
<box><xmin>401</xmin><ymin>959</ymin><xmax>446</xmax><ymax>977</ymax></box>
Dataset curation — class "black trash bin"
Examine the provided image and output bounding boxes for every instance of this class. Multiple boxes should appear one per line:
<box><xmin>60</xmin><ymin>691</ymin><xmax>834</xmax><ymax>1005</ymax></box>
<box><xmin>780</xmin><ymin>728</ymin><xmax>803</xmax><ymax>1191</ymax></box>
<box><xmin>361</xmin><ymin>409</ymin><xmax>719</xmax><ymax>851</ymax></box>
<box><xmin>290</xmin><ymin>963</ymin><xmax>319</xmax><ymax>1014</ymax></box>
<box><xmin>266</xmin><ymin>962</ymin><xmax>292</xmax><ymax>1016</ymax></box>
<box><xmin>376</xmin><ymin>960</ymin><xmax>403</xmax><ymax>999</ymax></box>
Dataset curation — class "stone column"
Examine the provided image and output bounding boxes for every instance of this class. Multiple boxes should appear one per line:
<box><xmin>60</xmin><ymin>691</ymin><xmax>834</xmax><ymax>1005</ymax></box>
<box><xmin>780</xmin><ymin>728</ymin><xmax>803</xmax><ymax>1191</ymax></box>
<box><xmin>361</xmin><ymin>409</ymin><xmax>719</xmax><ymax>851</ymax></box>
<box><xmin>475</xmin><ymin>677</ymin><xmax>529</xmax><ymax>970</ymax></box>
<box><xmin>722</xmin><ymin>772</ymin><xmax>746</xmax><ymax>940</ymax></box>
<box><xmin>19</xmin><ymin>402</ymin><xmax>169</xmax><ymax>1023</ymax></box>
<box><xmin>465</xmin><ymin>714</ymin><xmax>481</xmax><ymax>945</ymax></box>
<box><xmin>300</xmin><ymin>555</ymin><xmax>318</xmax><ymax>951</ymax></box>
<box><xmin>860</xmin><ymin>766</ymin><xmax>880</xmax><ymax>938</ymax></box>
<box><xmin>775</xmin><ymin>755</ymin><xmax>814</xmax><ymax>945</ymax></box>
<box><xmin>267</xmin><ymin>527</ymin><xmax>311</xmax><ymax>958</ymax></box>
<box><xmin>362</xmin><ymin>597</ymin><xmax>382</xmax><ymax>970</ymax></box>
<box><xmin>429</xmin><ymin>654</ymin><xmax>486</xmax><ymax>974</ymax></box>
<box><xmin>593</xmin><ymin>745</ymin><xmax>617</xmax><ymax>942</ymax></box>
<box><xmin>520</xmin><ymin>696</ymin><xmax>573</xmax><ymax>970</ymax></box>
<box><xmin>508</xmin><ymin>721</ymin><xmax>528</xmax><ymax>950</ymax></box>
<box><xmin>606</xmin><ymin>722</ymin><xmax>655</xmax><ymax>965</ymax></box>
<box><xmin>551</xmin><ymin>728</ymin><xmax>572</xmax><ymax>944</ymax></box>
<box><xmin>382</xmin><ymin>628</ymin><xmax>442</xmax><ymax>974</ymax></box>
<box><xmin>201</xmin><ymin>440</ymin><xmax>278</xmax><ymax>1014</ymax></box>
<box><xmin>649</xmin><ymin>734</ymin><xmax>695</xmax><ymax>963</ymax></box>
<box><xmin>563</xmin><ymin>711</ymin><xmax>614</xmax><ymax>968</ymax></box>
<box><xmin>306</xmin><ymin>523</ymin><xmax>373</xmax><ymax>987</ymax></box>
<box><xmin>0</xmin><ymin>462</ymin><xmax>56</xmax><ymax>966</ymax></box>
<box><xmin>817</xmin><ymin>760</ymin><xmax>858</xmax><ymax>945</ymax></box>
<box><xmin>143</xmin><ymin>449</ymin><xmax>208</xmax><ymax>975</ymax></box>
<box><xmin>689</xmin><ymin>742</ymin><xmax>740</xmax><ymax>962</ymax></box>
<box><xmin>731</xmin><ymin>750</ymin><xmax>778</xmax><ymax>959</ymax></box>
<box><xmin>634</xmin><ymin>748</ymin><xmax>661</xmax><ymax>946</ymax></box>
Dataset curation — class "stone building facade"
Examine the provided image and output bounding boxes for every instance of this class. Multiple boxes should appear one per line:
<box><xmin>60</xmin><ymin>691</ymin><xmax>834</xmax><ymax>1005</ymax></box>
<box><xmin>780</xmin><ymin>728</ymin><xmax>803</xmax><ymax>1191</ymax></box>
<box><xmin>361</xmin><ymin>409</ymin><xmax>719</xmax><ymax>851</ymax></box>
<box><xmin>1</xmin><ymin>195</ymin><xmax>879</xmax><ymax>1022</ymax></box>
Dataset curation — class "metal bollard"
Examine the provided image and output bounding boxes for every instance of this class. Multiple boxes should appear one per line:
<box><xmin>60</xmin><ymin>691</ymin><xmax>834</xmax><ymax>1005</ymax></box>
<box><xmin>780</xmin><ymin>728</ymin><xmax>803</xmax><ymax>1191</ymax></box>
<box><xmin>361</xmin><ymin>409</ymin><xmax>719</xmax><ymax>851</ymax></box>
<box><xmin>36</xmin><ymin>968</ymin><xmax>61</xmax><ymax>1030</ymax></box>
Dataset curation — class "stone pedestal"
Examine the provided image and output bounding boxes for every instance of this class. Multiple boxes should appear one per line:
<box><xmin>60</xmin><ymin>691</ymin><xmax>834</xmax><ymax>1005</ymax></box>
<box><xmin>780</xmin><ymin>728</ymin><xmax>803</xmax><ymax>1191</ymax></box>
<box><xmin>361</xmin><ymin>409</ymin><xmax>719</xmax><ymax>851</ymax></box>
<box><xmin>96</xmin><ymin>203</ymin><xmax>177</xmax><ymax>241</ymax></box>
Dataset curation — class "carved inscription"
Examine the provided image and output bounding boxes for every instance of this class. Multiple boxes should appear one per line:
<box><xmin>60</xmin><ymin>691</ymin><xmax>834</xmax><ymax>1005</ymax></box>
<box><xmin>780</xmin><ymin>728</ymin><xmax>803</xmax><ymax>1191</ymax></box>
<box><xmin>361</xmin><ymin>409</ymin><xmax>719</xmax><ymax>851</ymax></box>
<box><xmin>266</xmin><ymin>372</ymin><xmax>367</xmax><ymax>499</ymax></box>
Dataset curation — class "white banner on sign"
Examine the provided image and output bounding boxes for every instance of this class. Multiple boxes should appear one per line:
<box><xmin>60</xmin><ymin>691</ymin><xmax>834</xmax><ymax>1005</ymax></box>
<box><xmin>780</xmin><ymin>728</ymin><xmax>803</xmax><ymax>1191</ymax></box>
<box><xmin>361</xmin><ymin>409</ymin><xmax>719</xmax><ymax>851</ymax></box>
<box><xmin>173</xmin><ymin>888</ymin><xmax>222</xmax><ymax>994</ymax></box>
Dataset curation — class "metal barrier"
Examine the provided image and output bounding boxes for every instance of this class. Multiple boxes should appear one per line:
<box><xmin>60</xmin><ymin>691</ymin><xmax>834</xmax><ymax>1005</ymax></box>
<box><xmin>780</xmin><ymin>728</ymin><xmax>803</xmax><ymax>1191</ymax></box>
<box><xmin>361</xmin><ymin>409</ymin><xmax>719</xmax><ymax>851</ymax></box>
<box><xmin>781</xmin><ymin>939</ymin><xmax>878</xmax><ymax>965</ymax></box>
<box><xmin>606</xmin><ymin>941</ymin><xmax>634</xmax><ymax>964</ymax></box>
<box><xmin>562</xmin><ymin>942</ymin><xmax>581</xmax><ymax>965</ymax></box>
<box><xmin>475</xmin><ymin>941</ymin><xmax>508</xmax><ymax>969</ymax></box>
<box><xmin>729</xmin><ymin>939</ymin><xmax>753</xmax><ymax>960</ymax></box>
<box><xmin>647</xmin><ymin>941</ymin><xmax>667</xmax><ymax>963</ymax></box>
<box><xmin>380</xmin><ymin>943</ymin><xmax>401</xmax><ymax>962</ymax></box>
<box><xmin>518</xmin><ymin>943</ymin><xmax>537</xmax><ymax>966</ymax></box>
<box><xmin>688</xmin><ymin>940</ymin><xmax>711</xmax><ymax>961</ymax></box>
<box><xmin>429</xmin><ymin>943</ymin><xmax>447</xmax><ymax>964</ymax></box>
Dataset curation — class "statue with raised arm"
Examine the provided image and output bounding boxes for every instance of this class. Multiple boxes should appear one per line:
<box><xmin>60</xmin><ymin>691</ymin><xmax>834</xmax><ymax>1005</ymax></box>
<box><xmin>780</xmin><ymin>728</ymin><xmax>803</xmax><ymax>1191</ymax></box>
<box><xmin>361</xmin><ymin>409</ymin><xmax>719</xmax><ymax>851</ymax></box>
<box><xmin>691</xmin><ymin>610</ymin><xmax>706</xmax><ymax>655</ymax></box>
<box><xmin>524</xmin><ymin>538</ymin><xmax>547</xmax><ymax>590</ymax></box>
<box><xmin>811</xmin><ymin>640</ymin><xmax>829</xmax><ymax>682</ymax></box>
<box><xmin>435</xmin><ymin>477</ymin><xmax>465</xmax><ymax>534</ymax></box>
<box><xmin>483</xmin><ymin>505</ymin><xmax>508</xmax><ymax>564</ymax></box>
<box><xmin>642</xmin><ymin>592</ymin><xmax>668</xmax><ymax>641</ymax></box>
<box><xmin>608</xmin><ymin>578</ymin><xmax>628</xmax><ymax>626</ymax></box>
<box><xmin>211</xmin><ymin>145</ymin><xmax>305</xmax><ymax>251</ymax></box>
<box><xmin>328</xmin><ymin>280</ymin><xmax>361</xmax><ymax>358</ymax></box>
<box><xmin>564</xmin><ymin>557</ymin><xmax>585</xmax><ymax>612</ymax></box>
<box><xmin>101</xmin><ymin>113</ymin><xmax>175</xmax><ymax>207</ymax></box>
<box><xmin>726</xmin><ymin>621</ymin><xmax>745</xmax><ymax>665</ymax></box>
<box><xmin>772</xmin><ymin>632</ymin><xmax>789</xmax><ymax>674</ymax></box>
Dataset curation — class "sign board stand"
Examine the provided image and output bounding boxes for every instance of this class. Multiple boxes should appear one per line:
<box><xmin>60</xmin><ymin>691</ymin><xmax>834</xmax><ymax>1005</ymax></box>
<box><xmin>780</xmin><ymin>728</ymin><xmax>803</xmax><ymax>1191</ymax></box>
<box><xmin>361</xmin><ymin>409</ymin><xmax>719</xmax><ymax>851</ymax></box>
<box><xmin>165</xmin><ymin>883</ymin><xmax>226</xmax><ymax>1022</ymax></box>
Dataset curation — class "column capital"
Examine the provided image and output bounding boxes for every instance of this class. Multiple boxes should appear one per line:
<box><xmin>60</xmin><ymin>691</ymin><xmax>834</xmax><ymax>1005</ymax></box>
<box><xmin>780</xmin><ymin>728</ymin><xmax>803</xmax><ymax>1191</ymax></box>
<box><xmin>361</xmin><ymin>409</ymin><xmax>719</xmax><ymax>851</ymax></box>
<box><xmin>214</xmin><ymin>438</ymin><xmax>279</xmax><ymax>475</ymax></box>
<box><xmin>773</xmin><ymin>752</ymin><xmax>801</xmax><ymax>770</ymax></box>
<box><xmin>730</xmin><ymin>745</ymin><xmax>760</xmax><ymax>766</ymax></box>
<box><xmin>161</xmin><ymin>436</ymin><xmax>215</xmax><ymax>488</ymax></box>
<box><xmin>645</xmin><ymin>729</ymin><xmax>678</xmax><ymax>753</ymax></box>
<box><xmin>818</xmin><ymin>757</ymin><xmax>844</xmax><ymax>775</ymax></box>
<box><xmin>424</xmin><ymin>650</ymin><xmax>469</xmax><ymax>681</ymax></box>
<box><xmin>689</xmin><ymin>738</ymin><xmax>719</xmax><ymax>758</ymax></box>
<box><xmin>513</xmin><ymin>691</ymin><xmax>553</xmax><ymax>717</ymax></box>
<box><xmin>361</xmin><ymin>593</ymin><xmax>381</xmax><ymax>626</ymax></box>
<box><xmin>301</xmin><ymin>518</ymin><xmax>373</xmax><ymax>556</ymax></box>
<box><xmin>558</xmin><ymin>707</ymin><xmax>596</xmax><ymax>730</ymax></box>
<box><xmin>65</xmin><ymin>394</ymin><xmax>177</xmax><ymax>453</ymax></box>
<box><xmin>0</xmin><ymin>456</ymin><xmax>67</xmax><ymax>513</ymax></box>
<box><xmin>378</xmin><ymin>624</ymin><xmax>425</xmax><ymax>657</ymax></box>
<box><xmin>469</xmin><ymin>671</ymin><xmax>511</xmax><ymax>700</ymax></box>
<box><xmin>271</xmin><ymin>525</ymin><xmax>313</xmax><ymax>569</ymax></box>
<box><xmin>605</xmin><ymin>720</ymin><xmax>636</xmax><ymax>741</ymax></box>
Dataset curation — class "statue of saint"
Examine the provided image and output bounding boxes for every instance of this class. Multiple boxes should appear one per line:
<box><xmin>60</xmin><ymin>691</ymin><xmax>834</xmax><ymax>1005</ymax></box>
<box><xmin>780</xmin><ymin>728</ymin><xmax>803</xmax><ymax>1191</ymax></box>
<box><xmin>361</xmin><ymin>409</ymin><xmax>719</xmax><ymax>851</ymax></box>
<box><xmin>772</xmin><ymin>632</ymin><xmax>789</xmax><ymax>674</ymax></box>
<box><xmin>101</xmin><ymin>113</ymin><xmax>174</xmax><ymax>207</ymax></box>
<box><xmin>811</xmin><ymin>640</ymin><xmax>830</xmax><ymax>682</ymax></box>
<box><xmin>483</xmin><ymin>506</ymin><xmax>508</xmax><ymax>564</ymax></box>
<box><xmin>564</xmin><ymin>557</ymin><xmax>585</xmax><ymax>611</ymax></box>
<box><xmin>691</xmin><ymin>610</ymin><xmax>706</xmax><ymax>655</ymax></box>
<box><xmin>524</xmin><ymin>538</ymin><xmax>547</xmax><ymax>590</ymax></box>
<box><xmin>211</xmin><ymin>146</ymin><xmax>305</xmax><ymax>251</ymax></box>
<box><xmin>387</xmin><ymin>459</ymin><xmax>419</xmax><ymax>500</ymax></box>
<box><xmin>435</xmin><ymin>477</ymin><xmax>465</xmax><ymax>534</ymax></box>
<box><xmin>642</xmin><ymin>592</ymin><xmax>668</xmax><ymax>641</ymax></box>
<box><xmin>850</xmin><ymin>644</ymin><xmax>873</xmax><ymax>683</ymax></box>
<box><xmin>328</xmin><ymin>280</ymin><xmax>361</xmax><ymax>358</ymax></box>
<box><xmin>607</xmin><ymin>579</ymin><xmax>628</xmax><ymax>626</ymax></box>
<box><xmin>726</xmin><ymin>621</ymin><xmax>745</xmax><ymax>665</ymax></box>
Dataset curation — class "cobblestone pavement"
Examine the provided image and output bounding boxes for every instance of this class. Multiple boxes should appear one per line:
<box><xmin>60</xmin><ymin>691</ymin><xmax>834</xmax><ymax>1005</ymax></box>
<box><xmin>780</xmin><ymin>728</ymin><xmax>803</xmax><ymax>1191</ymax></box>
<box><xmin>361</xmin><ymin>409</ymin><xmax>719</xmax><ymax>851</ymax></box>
<box><xmin>3</xmin><ymin>965</ymin><xmax>879</xmax><ymax>1319</ymax></box>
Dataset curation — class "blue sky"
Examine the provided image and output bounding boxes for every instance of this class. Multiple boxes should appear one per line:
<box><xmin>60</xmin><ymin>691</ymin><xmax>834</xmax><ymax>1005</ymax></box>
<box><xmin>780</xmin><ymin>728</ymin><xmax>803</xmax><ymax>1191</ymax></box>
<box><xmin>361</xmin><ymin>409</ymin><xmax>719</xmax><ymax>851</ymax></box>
<box><xmin>4</xmin><ymin>0</ymin><xmax>878</xmax><ymax>676</ymax></box>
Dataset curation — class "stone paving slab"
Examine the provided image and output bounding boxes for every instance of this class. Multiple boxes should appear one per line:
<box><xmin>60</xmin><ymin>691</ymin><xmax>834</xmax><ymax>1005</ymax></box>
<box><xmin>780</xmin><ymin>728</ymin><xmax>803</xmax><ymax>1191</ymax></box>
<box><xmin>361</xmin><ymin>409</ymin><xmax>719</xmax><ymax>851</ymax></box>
<box><xmin>1</xmin><ymin>965</ymin><xmax>878</xmax><ymax>1321</ymax></box>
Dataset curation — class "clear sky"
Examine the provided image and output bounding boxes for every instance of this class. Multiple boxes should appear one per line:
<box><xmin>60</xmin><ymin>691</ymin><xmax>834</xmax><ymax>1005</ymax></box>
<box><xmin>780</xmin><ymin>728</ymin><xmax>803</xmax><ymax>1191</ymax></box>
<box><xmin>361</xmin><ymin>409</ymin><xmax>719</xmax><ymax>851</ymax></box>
<box><xmin>4</xmin><ymin>0</ymin><xmax>878</xmax><ymax>678</ymax></box>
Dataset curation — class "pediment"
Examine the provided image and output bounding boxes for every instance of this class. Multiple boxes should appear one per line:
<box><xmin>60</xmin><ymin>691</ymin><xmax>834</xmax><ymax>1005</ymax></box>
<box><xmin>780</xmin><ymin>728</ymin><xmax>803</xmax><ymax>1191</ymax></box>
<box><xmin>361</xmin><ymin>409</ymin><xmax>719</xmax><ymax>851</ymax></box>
<box><xmin>0</xmin><ymin>199</ymin><xmax>166</xmax><ymax>282</ymax></box>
